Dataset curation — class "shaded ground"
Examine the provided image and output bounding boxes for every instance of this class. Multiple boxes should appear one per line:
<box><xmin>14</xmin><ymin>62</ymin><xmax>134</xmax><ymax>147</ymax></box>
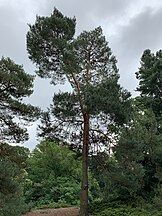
<box><xmin>22</xmin><ymin>207</ymin><xmax>79</xmax><ymax>216</ymax></box>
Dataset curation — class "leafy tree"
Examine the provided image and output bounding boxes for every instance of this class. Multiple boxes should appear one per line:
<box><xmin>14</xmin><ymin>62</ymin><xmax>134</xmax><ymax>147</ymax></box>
<box><xmin>26</xmin><ymin>8</ymin><xmax>130</xmax><ymax>215</ymax></box>
<box><xmin>0</xmin><ymin>143</ymin><xmax>30</xmax><ymax>216</ymax></box>
<box><xmin>0</xmin><ymin>57</ymin><xmax>40</xmax><ymax>143</ymax></box>
<box><xmin>25</xmin><ymin>140</ymin><xmax>99</xmax><ymax>207</ymax></box>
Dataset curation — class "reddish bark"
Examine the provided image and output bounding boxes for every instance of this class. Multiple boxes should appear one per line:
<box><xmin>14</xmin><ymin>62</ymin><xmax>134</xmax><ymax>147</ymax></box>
<box><xmin>80</xmin><ymin>113</ymin><xmax>89</xmax><ymax>216</ymax></box>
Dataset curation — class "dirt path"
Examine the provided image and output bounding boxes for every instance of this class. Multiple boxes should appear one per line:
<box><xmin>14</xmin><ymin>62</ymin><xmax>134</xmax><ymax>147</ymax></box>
<box><xmin>22</xmin><ymin>207</ymin><xmax>79</xmax><ymax>216</ymax></box>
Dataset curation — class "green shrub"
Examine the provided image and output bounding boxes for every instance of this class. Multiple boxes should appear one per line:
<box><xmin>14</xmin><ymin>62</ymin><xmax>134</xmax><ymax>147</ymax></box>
<box><xmin>25</xmin><ymin>142</ymin><xmax>82</xmax><ymax>206</ymax></box>
<box><xmin>96</xmin><ymin>207</ymin><xmax>152</xmax><ymax>216</ymax></box>
<box><xmin>89</xmin><ymin>199</ymin><xmax>127</xmax><ymax>213</ymax></box>
<box><xmin>0</xmin><ymin>144</ymin><xmax>30</xmax><ymax>216</ymax></box>
<box><xmin>25</xmin><ymin>141</ymin><xmax>99</xmax><ymax>207</ymax></box>
<box><xmin>33</xmin><ymin>201</ymin><xmax>72</xmax><ymax>210</ymax></box>
<box><xmin>0</xmin><ymin>195</ymin><xmax>31</xmax><ymax>216</ymax></box>
<box><xmin>90</xmin><ymin>200</ymin><xmax>162</xmax><ymax>216</ymax></box>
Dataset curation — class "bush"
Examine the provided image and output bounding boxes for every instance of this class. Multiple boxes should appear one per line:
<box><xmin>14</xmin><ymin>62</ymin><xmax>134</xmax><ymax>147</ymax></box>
<box><xmin>96</xmin><ymin>207</ymin><xmax>152</xmax><ymax>216</ymax></box>
<box><xmin>0</xmin><ymin>194</ymin><xmax>31</xmax><ymax>216</ymax></box>
<box><xmin>0</xmin><ymin>144</ymin><xmax>30</xmax><ymax>216</ymax></box>
<box><xmin>89</xmin><ymin>200</ymin><xmax>162</xmax><ymax>216</ymax></box>
<box><xmin>33</xmin><ymin>201</ymin><xmax>72</xmax><ymax>210</ymax></box>
<box><xmin>24</xmin><ymin>141</ymin><xmax>82</xmax><ymax>207</ymax></box>
<box><xmin>89</xmin><ymin>199</ymin><xmax>127</xmax><ymax>213</ymax></box>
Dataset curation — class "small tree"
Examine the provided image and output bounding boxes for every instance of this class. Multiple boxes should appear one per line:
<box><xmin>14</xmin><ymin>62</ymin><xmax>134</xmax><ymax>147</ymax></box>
<box><xmin>25</xmin><ymin>140</ymin><xmax>83</xmax><ymax>206</ymax></box>
<box><xmin>26</xmin><ymin>8</ymin><xmax>130</xmax><ymax>216</ymax></box>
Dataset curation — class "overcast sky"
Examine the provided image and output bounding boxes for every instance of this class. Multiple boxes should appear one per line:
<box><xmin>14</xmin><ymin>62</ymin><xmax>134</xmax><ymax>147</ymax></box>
<box><xmin>1</xmin><ymin>0</ymin><xmax>162</xmax><ymax>149</ymax></box>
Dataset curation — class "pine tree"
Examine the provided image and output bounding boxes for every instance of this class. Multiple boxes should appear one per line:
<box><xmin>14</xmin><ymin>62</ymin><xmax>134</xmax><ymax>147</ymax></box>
<box><xmin>26</xmin><ymin>8</ymin><xmax>130</xmax><ymax>216</ymax></box>
<box><xmin>136</xmin><ymin>49</ymin><xmax>162</xmax><ymax>118</ymax></box>
<box><xmin>0</xmin><ymin>57</ymin><xmax>40</xmax><ymax>143</ymax></box>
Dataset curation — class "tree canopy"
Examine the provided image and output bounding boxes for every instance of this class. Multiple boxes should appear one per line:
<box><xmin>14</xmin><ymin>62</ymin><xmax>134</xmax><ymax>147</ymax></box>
<box><xmin>136</xmin><ymin>49</ymin><xmax>162</xmax><ymax>118</ymax></box>
<box><xmin>27</xmin><ymin>8</ymin><xmax>131</xmax><ymax>215</ymax></box>
<box><xmin>25</xmin><ymin>141</ymin><xmax>82</xmax><ymax>206</ymax></box>
<box><xmin>136</xmin><ymin>49</ymin><xmax>162</xmax><ymax>99</ymax></box>
<box><xmin>0</xmin><ymin>57</ymin><xmax>40</xmax><ymax>143</ymax></box>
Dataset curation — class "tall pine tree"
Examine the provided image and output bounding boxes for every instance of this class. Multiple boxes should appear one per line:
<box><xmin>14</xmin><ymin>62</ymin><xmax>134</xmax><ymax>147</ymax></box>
<box><xmin>26</xmin><ymin>8</ymin><xmax>130</xmax><ymax>216</ymax></box>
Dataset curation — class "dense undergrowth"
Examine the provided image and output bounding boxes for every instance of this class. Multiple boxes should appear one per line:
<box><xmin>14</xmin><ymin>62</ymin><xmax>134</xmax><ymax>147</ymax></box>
<box><xmin>89</xmin><ymin>200</ymin><xmax>162</xmax><ymax>216</ymax></box>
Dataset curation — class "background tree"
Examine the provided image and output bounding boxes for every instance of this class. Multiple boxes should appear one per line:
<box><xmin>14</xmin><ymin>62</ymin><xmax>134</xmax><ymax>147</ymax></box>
<box><xmin>0</xmin><ymin>57</ymin><xmax>40</xmax><ymax>143</ymax></box>
<box><xmin>0</xmin><ymin>143</ymin><xmax>30</xmax><ymax>216</ymax></box>
<box><xmin>95</xmin><ymin>49</ymin><xmax>162</xmax><ymax>207</ymax></box>
<box><xmin>24</xmin><ymin>140</ymin><xmax>99</xmax><ymax>207</ymax></box>
<box><xmin>134</xmin><ymin>49</ymin><xmax>162</xmax><ymax>207</ymax></box>
<box><xmin>136</xmin><ymin>49</ymin><xmax>162</xmax><ymax>119</ymax></box>
<box><xmin>90</xmin><ymin>102</ymin><xmax>162</xmax><ymax>209</ymax></box>
<box><xmin>26</xmin><ymin>8</ymin><xmax>130</xmax><ymax>216</ymax></box>
<box><xmin>0</xmin><ymin>57</ymin><xmax>40</xmax><ymax>215</ymax></box>
<box><xmin>113</xmin><ymin>107</ymin><xmax>162</xmax><ymax>201</ymax></box>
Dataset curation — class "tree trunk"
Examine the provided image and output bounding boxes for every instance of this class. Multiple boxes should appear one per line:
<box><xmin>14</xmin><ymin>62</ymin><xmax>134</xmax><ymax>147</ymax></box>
<box><xmin>80</xmin><ymin>113</ymin><xmax>89</xmax><ymax>216</ymax></box>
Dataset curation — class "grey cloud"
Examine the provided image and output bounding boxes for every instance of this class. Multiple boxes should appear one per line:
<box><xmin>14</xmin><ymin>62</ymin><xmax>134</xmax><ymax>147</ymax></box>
<box><xmin>24</xmin><ymin>122</ymin><xmax>38</xmax><ymax>150</ymax></box>
<box><xmin>118</xmin><ymin>7</ymin><xmax>162</xmax><ymax>55</ymax></box>
<box><xmin>110</xmin><ymin>7</ymin><xmax>162</xmax><ymax>94</ymax></box>
<box><xmin>25</xmin><ymin>78</ymin><xmax>72</xmax><ymax>110</ymax></box>
<box><xmin>0</xmin><ymin>2</ymin><xmax>56</xmax><ymax>110</ymax></box>
<box><xmin>42</xmin><ymin>0</ymin><xmax>132</xmax><ymax>34</ymax></box>
<box><xmin>0</xmin><ymin>5</ymin><xmax>25</xmax><ymax>61</ymax></box>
